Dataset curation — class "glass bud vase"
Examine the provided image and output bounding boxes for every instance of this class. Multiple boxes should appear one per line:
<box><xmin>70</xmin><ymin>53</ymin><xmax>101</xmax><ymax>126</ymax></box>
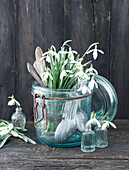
<box><xmin>11</xmin><ymin>107</ymin><xmax>26</xmax><ymax>130</ymax></box>
<box><xmin>95</xmin><ymin>127</ymin><xmax>108</xmax><ymax>148</ymax></box>
<box><xmin>81</xmin><ymin>126</ymin><xmax>95</xmax><ymax>152</ymax></box>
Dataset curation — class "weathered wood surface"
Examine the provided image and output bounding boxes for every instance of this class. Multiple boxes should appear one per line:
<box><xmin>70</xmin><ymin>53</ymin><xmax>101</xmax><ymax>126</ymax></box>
<box><xmin>110</xmin><ymin>0</ymin><xmax>129</xmax><ymax>119</ymax></box>
<box><xmin>16</xmin><ymin>0</ymin><xmax>63</xmax><ymax>120</ymax></box>
<box><xmin>0</xmin><ymin>0</ymin><xmax>15</xmax><ymax>119</ymax></box>
<box><xmin>0</xmin><ymin>0</ymin><xmax>129</xmax><ymax>119</ymax></box>
<box><xmin>0</xmin><ymin>120</ymin><xmax>129</xmax><ymax>170</ymax></box>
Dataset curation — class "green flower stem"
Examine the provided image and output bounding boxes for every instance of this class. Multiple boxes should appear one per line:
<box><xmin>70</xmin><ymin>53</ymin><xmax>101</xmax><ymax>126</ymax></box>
<box><xmin>0</xmin><ymin>134</ymin><xmax>12</xmax><ymax>149</ymax></box>
<box><xmin>49</xmin><ymin>54</ymin><xmax>56</xmax><ymax>89</ymax></box>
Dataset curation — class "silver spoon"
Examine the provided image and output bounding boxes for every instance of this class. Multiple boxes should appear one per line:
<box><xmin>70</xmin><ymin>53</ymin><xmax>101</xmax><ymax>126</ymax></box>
<box><xmin>27</xmin><ymin>62</ymin><xmax>45</xmax><ymax>87</ymax></box>
<box><xmin>54</xmin><ymin>97</ymin><xmax>78</xmax><ymax>143</ymax></box>
<box><xmin>33</xmin><ymin>47</ymin><xmax>46</xmax><ymax>85</ymax></box>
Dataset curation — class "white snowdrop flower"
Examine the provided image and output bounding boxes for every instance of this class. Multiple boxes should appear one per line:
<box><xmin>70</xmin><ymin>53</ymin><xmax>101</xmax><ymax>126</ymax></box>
<box><xmin>68</xmin><ymin>50</ymin><xmax>78</xmax><ymax>61</ymax></box>
<box><xmin>46</xmin><ymin>56</ymin><xmax>51</xmax><ymax>63</ymax></box>
<box><xmin>75</xmin><ymin>70</ymin><xmax>84</xmax><ymax>78</ymax></box>
<box><xmin>60</xmin><ymin>70</ymin><xmax>67</xmax><ymax>80</ymax></box>
<box><xmin>0</xmin><ymin>123</ymin><xmax>13</xmax><ymax>136</ymax></box>
<box><xmin>75</xmin><ymin>61</ymin><xmax>83</xmax><ymax>69</ymax></box>
<box><xmin>8</xmin><ymin>96</ymin><xmax>20</xmax><ymax>106</ymax></box>
<box><xmin>60</xmin><ymin>70</ymin><xmax>73</xmax><ymax>80</ymax></box>
<box><xmin>86</xmin><ymin>118</ymin><xmax>101</xmax><ymax>128</ymax></box>
<box><xmin>102</xmin><ymin>121</ymin><xmax>117</xmax><ymax>130</ymax></box>
<box><xmin>41</xmin><ymin>72</ymin><xmax>53</xmax><ymax>81</ymax></box>
<box><xmin>0</xmin><ymin>128</ymin><xmax>8</xmax><ymax>136</ymax></box>
<box><xmin>87</xmin><ymin>45</ymin><xmax>104</xmax><ymax>60</ymax></box>
<box><xmin>86</xmin><ymin>67</ymin><xmax>98</xmax><ymax>74</ymax></box>
<box><xmin>82</xmin><ymin>73</ymin><xmax>90</xmax><ymax>80</ymax></box>
<box><xmin>8</xmin><ymin>123</ymin><xmax>13</xmax><ymax>131</ymax></box>
<box><xmin>77</xmin><ymin>86</ymin><xmax>91</xmax><ymax>94</ymax></box>
<box><xmin>88</xmin><ymin>79</ymin><xmax>98</xmax><ymax>90</ymax></box>
<box><xmin>40</xmin><ymin>50</ymin><xmax>58</xmax><ymax>63</ymax></box>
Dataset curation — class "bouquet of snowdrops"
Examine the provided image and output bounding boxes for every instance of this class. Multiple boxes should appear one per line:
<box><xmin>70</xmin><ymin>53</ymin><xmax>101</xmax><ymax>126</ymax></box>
<box><xmin>28</xmin><ymin>40</ymin><xmax>104</xmax><ymax>93</ymax></box>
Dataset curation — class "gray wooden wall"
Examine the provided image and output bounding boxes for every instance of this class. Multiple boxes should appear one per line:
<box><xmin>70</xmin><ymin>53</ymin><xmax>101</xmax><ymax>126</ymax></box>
<box><xmin>0</xmin><ymin>0</ymin><xmax>128</xmax><ymax>120</ymax></box>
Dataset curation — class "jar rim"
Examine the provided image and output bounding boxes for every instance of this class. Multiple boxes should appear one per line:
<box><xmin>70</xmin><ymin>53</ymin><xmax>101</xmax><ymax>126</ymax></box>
<box><xmin>31</xmin><ymin>81</ymin><xmax>92</xmax><ymax>93</ymax></box>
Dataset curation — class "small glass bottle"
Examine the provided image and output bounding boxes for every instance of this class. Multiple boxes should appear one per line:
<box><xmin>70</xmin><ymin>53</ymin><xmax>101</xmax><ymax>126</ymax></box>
<box><xmin>95</xmin><ymin>127</ymin><xmax>108</xmax><ymax>148</ymax></box>
<box><xmin>81</xmin><ymin>125</ymin><xmax>95</xmax><ymax>152</ymax></box>
<box><xmin>11</xmin><ymin>107</ymin><xmax>26</xmax><ymax>130</ymax></box>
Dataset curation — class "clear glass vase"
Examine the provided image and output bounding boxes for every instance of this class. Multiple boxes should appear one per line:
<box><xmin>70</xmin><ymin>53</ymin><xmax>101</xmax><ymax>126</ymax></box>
<box><xmin>32</xmin><ymin>82</ymin><xmax>92</xmax><ymax>147</ymax></box>
<box><xmin>11</xmin><ymin>107</ymin><xmax>26</xmax><ymax>130</ymax></box>
<box><xmin>95</xmin><ymin>127</ymin><xmax>108</xmax><ymax>148</ymax></box>
<box><xmin>31</xmin><ymin>74</ymin><xmax>118</xmax><ymax>147</ymax></box>
<box><xmin>81</xmin><ymin>126</ymin><xmax>95</xmax><ymax>152</ymax></box>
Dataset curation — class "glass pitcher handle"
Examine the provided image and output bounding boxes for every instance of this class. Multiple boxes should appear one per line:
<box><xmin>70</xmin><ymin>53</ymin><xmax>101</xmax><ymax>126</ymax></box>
<box><xmin>92</xmin><ymin>74</ymin><xmax>118</xmax><ymax>121</ymax></box>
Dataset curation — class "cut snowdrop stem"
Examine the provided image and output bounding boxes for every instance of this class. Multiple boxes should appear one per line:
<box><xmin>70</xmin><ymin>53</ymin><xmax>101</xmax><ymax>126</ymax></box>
<box><xmin>0</xmin><ymin>120</ymin><xmax>36</xmax><ymax>148</ymax></box>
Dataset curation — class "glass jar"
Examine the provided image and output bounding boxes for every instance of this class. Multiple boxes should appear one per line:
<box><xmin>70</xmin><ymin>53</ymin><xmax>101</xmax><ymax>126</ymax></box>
<box><xmin>11</xmin><ymin>107</ymin><xmax>26</xmax><ymax>130</ymax></box>
<box><xmin>32</xmin><ymin>82</ymin><xmax>92</xmax><ymax>147</ymax></box>
<box><xmin>31</xmin><ymin>74</ymin><xmax>118</xmax><ymax>147</ymax></box>
<box><xmin>81</xmin><ymin>126</ymin><xmax>95</xmax><ymax>152</ymax></box>
<box><xmin>95</xmin><ymin>127</ymin><xmax>108</xmax><ymax>148</ymax></box>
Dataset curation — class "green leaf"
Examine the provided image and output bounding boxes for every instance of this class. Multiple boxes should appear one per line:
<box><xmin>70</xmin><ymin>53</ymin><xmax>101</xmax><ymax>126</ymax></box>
<box><xmin>0</xmin><ymin>119</ymin><xmax>9</xmax><ymax>125</ymax></box>
<box><xmin>0</xmin><ymin>134</ymin><xmax>11</xmax><ymax>149</ymax></box>
<box><xmin>25</xmin><ymin>136</ymin><xmax>36</xmax><ymax>144</ymax></box>
<box><xmin>15</xmin><ymin>131</ymin><xmax>36</xmax><ymax>144</ymax></box>
<box><xmin>49</xmin><ymin>54</ymin><xmax>56</xmax><ymax>88</ymax></box>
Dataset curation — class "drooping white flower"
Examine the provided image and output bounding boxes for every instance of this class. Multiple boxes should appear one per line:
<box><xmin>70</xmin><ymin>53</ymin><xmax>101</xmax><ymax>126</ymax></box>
<box><xmin>86</xmin><ymin>67</ymin><xmax>98</xmax><ymax>74</ymax></box>
<box><xmin>87</xmin><ymin>45</ymin><xmax>104</xmax><ymax>60</ymax></box>
<box><xmin>40</xmin><ymin>50</ymin><xmax>58</xmax><ymax>63</ymax></box>
<box><xmin>77</xmin><ymin>85</ymin><xmax>91</xmax><ymax>94</ymax></box>
<box><xmin>88</xmin><ymin>79</ymin><xmax>98</xmax><ymax>90</ymax></box>
<box><xmin>86</xmin><ymin>118</ymin><xmax>101</xmax><ymax>127</ymax></box>
<box><xmin>60</xmin><ymin>70</ymin><xmax>73</xmax><ymax>80</ymax></box>
<box><xmin>0</xmin><ymin>123</ymin><xmax>13</xmax><ymax>136</ymax></box>
<box><xmin>75</xmin><ymin>70</ymin><xmax>84</xmax><ymax>78</ymax></box>
<box><xmin>60</xmin><ymin>70</ymin><xmax>67</xmax><ymax>80</ymax></box>
<box><xmin>102</xmin><ymin>121</ymin><xmax>117</xmax><ymax>130</ymax></box>
<box><xmin>59</xmin><ymin>50</ymin><xmax>78</xmax><ymax>63</ymax></box>
<box><xmin>41</xmin><ymin>72</ymin><xmax>53</xmax><ymax>81</ymax></box>
<box><xmin>0</xmin><ymin>123</ymin><xmax>20</xmax><ymax>138</ymax></box>
<box><xmin>68</xmin><ymin>50</ymin><xmax>78</xmax><ymax>61</ymax></box>
<box><xmin>8</xmin><ymin>95</ymin><xmax>20</xmax><ymax>106</ymax></box>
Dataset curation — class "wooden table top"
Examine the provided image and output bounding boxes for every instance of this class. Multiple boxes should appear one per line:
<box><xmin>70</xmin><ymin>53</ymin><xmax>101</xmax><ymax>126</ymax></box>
<box><xmin>0</xmin><ymin>119</ymin><xmax>129</xmax><ymax>170</ymax></box>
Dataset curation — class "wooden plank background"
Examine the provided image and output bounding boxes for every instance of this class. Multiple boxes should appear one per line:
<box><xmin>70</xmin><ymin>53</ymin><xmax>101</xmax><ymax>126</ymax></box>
<box><xmin>0</xmin><ymin>0</ymin><xmax>128</xmax><ymax>120</ymax></box>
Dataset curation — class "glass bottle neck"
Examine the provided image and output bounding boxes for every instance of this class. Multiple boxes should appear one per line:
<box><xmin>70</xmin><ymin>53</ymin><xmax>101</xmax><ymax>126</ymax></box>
<box><xmin>16</xmin><ymin>107</ymin><xmax>22</xmax><ymax>113</ymax></box>
<box><xmin>85</xmin><ymin>124</ymin><xmax>92</xmax><ymax>131</ymax></box>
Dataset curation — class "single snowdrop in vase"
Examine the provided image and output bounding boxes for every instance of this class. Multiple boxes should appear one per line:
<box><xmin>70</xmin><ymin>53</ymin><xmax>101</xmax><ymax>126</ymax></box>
<box><xmin>8</xmin><ymin>95</ymin><xmax>26</xmax><ymax>130</ymax></box>
<box><xmin>81</xmin><ymin>112</ymin><xmax>100</xmax><ymax>153</ymax></box>
<box><xmin>95</xmin><ymin>116</ymin><xmax>117</xmax><ymax>148</ymax></box>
